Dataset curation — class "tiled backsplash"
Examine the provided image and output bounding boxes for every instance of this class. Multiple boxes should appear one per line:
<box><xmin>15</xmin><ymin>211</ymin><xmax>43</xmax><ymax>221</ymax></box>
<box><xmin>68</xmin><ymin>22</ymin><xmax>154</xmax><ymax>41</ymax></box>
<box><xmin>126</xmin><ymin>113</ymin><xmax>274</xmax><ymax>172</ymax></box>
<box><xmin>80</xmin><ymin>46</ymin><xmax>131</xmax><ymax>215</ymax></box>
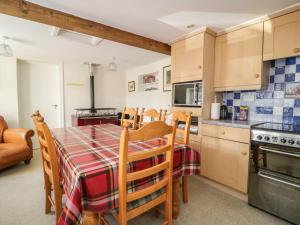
<box><xmin>222</xmin><ymin>56</ymin><xmax>300</xmax><ymax>125</ymax></box>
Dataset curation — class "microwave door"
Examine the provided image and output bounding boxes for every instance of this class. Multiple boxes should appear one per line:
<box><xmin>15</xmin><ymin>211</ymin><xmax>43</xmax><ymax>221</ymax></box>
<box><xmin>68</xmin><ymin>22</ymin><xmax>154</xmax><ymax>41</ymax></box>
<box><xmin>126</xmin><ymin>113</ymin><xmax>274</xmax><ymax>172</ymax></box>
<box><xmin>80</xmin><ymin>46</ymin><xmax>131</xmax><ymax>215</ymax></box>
<box><xmin>186</xmin><ymin>88</ymin><xmax>194</xmax><ymax>105</ymax></box>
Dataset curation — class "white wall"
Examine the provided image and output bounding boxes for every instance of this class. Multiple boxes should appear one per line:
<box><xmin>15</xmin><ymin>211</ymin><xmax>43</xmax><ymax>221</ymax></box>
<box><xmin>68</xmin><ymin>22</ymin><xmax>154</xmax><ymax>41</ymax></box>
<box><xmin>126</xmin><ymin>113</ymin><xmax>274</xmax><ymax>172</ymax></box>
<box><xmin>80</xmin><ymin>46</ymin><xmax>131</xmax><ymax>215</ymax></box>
<box><xmin>0</xmin><ymin>57</ymin><xmax>19</xmax><ymax>127</ymax></box>
<box><xmin>125</xmin><ymin>57</ymin><xmax>171</xmax><ymax>110</ymax></box>
<box><xmin>63</xmin><ymin>62</ymin><xmax>126</xmax><ymax>126</ymax></box>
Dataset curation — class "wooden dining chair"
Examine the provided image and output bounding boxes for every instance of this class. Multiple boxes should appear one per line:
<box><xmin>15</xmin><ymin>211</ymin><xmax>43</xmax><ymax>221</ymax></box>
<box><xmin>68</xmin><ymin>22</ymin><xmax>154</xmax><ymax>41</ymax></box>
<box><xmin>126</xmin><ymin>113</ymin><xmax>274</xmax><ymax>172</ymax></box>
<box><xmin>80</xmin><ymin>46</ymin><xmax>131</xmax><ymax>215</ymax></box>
<box><xmin>100</xmin><ymin>121</ymin><xmax>176</xmax><ymax>225</ymax></box>
<box><xmin>121</xmin><ymin>107</ymin><xmax>139</xmax><ymax>129</ymax></box>
<box><xmin>31</xmin><ymin>111</ymin><xmax>63</xmax><ymax>224</ymax></box>
<box><xmin>139</xmin><ymin>108</ymin><xmax>163</xmax><ymax>127</ymax></box>
<box><xmin>168</xmin><ymin>111</ymin><xmax>192</xmax><ymax>204</ymax></box>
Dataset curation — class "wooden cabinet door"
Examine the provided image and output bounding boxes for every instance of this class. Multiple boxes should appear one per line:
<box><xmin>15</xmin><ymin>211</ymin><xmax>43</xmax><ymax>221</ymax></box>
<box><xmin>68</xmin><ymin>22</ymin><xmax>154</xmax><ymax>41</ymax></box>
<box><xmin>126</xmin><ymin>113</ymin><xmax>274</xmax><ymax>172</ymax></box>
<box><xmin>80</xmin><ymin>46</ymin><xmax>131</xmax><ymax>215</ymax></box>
<box><xmin>214</xmin><ymin>23</ymin><xmax>264</xmax><ymax>91</ymax></box>
<box><xmin>171</xmin><ymin>33</ymin><xmax>204</xmax><ymax>83</ymax></box>
<box><xmin>264</xmin><ymin>10</ymin><xmax>300</xmax><ymax>60</ymax></box>
<box><xmin>201</xmin><ymin>136</ymin><xmax>249</xmax><ymax>193</ymax></box>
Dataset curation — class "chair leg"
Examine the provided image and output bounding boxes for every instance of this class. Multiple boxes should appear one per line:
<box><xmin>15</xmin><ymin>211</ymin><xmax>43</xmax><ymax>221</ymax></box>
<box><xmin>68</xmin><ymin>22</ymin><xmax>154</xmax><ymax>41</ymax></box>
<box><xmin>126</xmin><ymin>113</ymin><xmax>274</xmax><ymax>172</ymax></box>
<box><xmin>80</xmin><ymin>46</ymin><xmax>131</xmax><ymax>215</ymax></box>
<box><xmin>182</xmin><ymin>176</ymin><xmax>189</xmax><ymax>204</ymax></box>
<box><xmin>44</xmin><ymin>180</ymin><xmax>51</xmax><ymax>214</ymax></box>
<box><xmin>24</xmin><ymin>159</ymin><xmax>31</xmax><ymax>165</ymax></box>
<box><xmin>54</xmin><ymin>188</ymin><xmax>63</xmax><ymax>225</ymax></box>
<box><xmin>164</xmin><ymin>184</ymin><xmax>172</xmax><ymax>225</ymax></box>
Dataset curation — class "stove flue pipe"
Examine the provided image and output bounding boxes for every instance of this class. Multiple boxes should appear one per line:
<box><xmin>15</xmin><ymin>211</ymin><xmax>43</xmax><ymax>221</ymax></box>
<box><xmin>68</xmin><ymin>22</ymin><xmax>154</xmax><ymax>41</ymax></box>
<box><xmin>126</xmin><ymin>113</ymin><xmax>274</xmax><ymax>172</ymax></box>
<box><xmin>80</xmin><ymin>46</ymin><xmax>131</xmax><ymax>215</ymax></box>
<box><xmin>84</xmin><ymin>62</ymin><xmax>100</xmax><ymax>113</ymax></box>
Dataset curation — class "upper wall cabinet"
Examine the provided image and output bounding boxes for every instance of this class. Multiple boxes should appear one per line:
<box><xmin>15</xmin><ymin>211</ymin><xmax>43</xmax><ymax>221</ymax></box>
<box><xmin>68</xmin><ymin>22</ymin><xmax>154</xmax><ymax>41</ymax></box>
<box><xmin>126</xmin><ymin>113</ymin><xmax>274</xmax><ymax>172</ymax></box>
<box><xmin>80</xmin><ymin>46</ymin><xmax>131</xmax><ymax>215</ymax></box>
<box><xmin>264</xmin><ymin>10</ymin><xmax>300</xmax><ymax>61</ymax></box>
<box><xmin>214</xmin><ymin>22</ymin><xmax>267</xmax><ymax>91</ymax></box>
<box><xmin>171</xmin><ymin>33</ymin><xmax>204</xmax><ymax>83</ymax></box>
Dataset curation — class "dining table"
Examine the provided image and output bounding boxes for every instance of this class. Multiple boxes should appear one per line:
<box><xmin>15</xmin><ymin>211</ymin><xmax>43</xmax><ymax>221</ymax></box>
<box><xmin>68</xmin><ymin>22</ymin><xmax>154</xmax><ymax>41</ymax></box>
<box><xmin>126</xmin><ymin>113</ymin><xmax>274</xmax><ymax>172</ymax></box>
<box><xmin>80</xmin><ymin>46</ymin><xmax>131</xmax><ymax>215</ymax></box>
<box><xmin>52</xmin><ymin>124</ymin><xmax>200</xmax><ymax>225</ymax></box>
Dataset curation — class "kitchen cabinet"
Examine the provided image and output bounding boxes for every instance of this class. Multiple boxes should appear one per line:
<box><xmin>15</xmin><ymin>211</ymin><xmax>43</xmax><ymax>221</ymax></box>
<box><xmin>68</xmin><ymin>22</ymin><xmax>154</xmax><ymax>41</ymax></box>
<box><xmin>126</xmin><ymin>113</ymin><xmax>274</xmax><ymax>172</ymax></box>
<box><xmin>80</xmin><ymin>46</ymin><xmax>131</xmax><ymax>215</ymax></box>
<box><xmin>264</xmin><ymin>10</ymin><xmax>300</xmax><ymax>60</ymax></box>
<box><xmin>201</xmin><ymin>124</ymin><xmax>250</xmax><ymax>193</ymax></box>
<box><xmin>171</xmin><ymin>33</ymin><xmax>204</xmax><ymax>83</ymax></box>
<box><xmin>171</xmin><ymin>29</ymin><xmax>216</xmax><ymax>84</ymax></box>
<box><xmin>214</xmin><ymin>22</ymin><xmax>268</xmax><ymax>91</ymax></box>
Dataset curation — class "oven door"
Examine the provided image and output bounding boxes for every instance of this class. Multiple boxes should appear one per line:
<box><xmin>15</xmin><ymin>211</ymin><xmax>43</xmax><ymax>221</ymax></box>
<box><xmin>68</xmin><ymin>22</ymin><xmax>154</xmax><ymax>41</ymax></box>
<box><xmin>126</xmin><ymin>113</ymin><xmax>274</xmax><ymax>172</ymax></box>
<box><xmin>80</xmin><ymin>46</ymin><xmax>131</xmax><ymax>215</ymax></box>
<box><xmin>248</xmin><ymin>143</ymin><xmax>300</xmax><ymax>224</ymax></box>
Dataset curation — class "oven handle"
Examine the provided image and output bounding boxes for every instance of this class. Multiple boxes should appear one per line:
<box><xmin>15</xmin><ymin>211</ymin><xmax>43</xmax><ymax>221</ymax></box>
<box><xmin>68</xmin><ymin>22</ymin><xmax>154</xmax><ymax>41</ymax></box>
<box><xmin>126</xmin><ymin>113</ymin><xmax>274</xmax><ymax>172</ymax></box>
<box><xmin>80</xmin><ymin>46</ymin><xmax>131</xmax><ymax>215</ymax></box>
<box><xmin>258</xmin><ymin>171</ymin><xmax>300</xmax><ymax>189</ymax></box>
<box><xmin>258</xmin><ymin>146</ymin><xmax>300</xmax><ymax>158</ymax></box>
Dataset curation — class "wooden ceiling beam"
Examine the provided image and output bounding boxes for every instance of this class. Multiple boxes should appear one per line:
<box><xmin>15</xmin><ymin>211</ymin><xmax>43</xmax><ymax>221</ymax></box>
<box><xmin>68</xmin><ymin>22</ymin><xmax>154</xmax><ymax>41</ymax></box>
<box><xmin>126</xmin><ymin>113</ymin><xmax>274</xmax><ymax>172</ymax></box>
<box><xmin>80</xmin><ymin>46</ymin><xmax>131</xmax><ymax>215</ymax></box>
<box><xmin>0</xmin><ymin>0</ymin><xmax>171</xmax><ymax>55</ymax></box>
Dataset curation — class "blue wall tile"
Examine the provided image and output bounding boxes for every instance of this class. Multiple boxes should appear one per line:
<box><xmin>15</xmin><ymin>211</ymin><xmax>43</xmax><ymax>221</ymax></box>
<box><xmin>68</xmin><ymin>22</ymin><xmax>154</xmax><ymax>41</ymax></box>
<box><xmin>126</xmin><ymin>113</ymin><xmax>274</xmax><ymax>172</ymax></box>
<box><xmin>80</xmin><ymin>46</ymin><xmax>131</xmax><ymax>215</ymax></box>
<box><xmin>286</xmin><ymin>57</ymin><xmax>296</xmax><ymax>65</ymax></box>
<box><xmin>234</xmin><ymin>93</ymin><xmax>240</xmax><ymax>99</ymax></box>
<box><xmin>221</xmin><ymin>56</ymin><xmax>300</xmax><ymax>124</ymax></box>
<box><xmin>295</xmin><ymin>99</ymin><xmax>300</xmax><ymax>107</ymax></box>
<box><xmin>285</xmin><ymin>73</ymin><xmax>295</xmax><ymax>82</ymax></box>
<box><xmin>296</xmin><ymin>64</ymin><xmax>300</xmax><ymax>73</ymax></box>
<box><xmin>275</xmin><ymin>66</ymin><xmax>285</xmax><ymax>75</ymax></box>
<box><xmin>294</xmin><ymin>116</ymin><xmax>300</xmax><ymax>125</ymax></box>
<box><xmin>227</xmin><ymin>99</ymin><xmax>233</xmax><ymax>106</ymax></box>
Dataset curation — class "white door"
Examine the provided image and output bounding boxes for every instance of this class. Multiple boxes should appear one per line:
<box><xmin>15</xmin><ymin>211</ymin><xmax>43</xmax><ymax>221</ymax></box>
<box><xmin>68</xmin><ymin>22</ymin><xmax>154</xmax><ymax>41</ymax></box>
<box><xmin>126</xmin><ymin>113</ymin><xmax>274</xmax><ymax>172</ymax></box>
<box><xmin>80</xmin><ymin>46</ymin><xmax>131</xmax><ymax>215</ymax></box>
<box><xmin>18</xmin><ymin>60</ymin><xmax>62</xmax><ymax>149</ymax></box>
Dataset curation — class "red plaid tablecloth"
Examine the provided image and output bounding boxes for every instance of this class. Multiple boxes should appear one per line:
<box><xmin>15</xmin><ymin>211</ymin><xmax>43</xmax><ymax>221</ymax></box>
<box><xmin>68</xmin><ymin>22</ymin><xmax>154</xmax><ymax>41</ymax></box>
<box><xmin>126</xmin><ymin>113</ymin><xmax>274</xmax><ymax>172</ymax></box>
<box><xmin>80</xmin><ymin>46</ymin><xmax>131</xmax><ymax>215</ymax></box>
<box><xmin>52</xmin><ymin>124</ymin><xmax>200</xmax><ymax>225</ymax></box>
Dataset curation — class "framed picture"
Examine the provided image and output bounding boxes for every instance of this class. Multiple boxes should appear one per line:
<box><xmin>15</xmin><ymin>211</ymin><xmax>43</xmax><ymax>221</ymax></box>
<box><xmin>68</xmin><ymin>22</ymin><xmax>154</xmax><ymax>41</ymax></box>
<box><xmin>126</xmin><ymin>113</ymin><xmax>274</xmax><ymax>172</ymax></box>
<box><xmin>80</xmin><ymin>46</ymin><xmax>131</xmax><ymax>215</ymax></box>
<box><xmin>138</xmin><ymin>72</ymin><xmax>159</xmax><ymax>91</ymax></box>
<box><xmin>285</xmin><ymin>82</ymin><xmax>300</xmax><ymax>98</ymax></box>
<box><xmin>163</xmin><ymin>65</ymin><xmax>171</xmax><ymax>92</ymax></box>
<box><xmin>128</xmin><ymin>81</ymin><xmax>135</xmax><ymax>92</ymax></box>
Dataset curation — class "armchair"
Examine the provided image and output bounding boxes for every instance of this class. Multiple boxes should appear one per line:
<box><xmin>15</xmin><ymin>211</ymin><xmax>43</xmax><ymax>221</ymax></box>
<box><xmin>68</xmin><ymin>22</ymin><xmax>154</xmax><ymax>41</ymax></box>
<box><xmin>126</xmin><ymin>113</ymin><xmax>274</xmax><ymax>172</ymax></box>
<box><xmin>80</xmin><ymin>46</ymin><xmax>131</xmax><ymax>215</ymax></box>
<box><xmin>0</xmin><ymin>116</ymin><xmax>34</xmax><ymax>170</ymax></box>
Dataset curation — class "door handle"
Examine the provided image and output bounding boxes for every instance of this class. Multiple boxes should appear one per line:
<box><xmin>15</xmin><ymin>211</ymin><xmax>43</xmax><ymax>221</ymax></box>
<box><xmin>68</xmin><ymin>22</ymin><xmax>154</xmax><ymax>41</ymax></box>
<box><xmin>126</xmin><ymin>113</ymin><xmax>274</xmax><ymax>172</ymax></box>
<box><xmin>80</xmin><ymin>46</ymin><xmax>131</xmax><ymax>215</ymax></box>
<box><xmin>258</xmin><ymin>171</ymin><xmax>300</xmax><ymax>189</ymax></box>
<box><xmin>258</xmin><ymin>146</ymin><xmax>300</xmax><ymax>158</ymax></box>
<box><xmin>52</xmin><ymin>104</ymin><xmax>58</xmax><ymax>109</ymax></box>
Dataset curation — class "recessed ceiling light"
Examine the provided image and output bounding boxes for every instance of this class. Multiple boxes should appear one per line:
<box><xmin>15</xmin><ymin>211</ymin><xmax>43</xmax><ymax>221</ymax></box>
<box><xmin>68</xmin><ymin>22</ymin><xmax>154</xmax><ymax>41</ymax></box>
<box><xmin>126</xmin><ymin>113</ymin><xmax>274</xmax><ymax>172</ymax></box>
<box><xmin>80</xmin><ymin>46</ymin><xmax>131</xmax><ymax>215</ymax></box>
<box><xmin>186</xmin><ymin>24</ymin><xmax>195</xmax><ymax>29</ymax></box>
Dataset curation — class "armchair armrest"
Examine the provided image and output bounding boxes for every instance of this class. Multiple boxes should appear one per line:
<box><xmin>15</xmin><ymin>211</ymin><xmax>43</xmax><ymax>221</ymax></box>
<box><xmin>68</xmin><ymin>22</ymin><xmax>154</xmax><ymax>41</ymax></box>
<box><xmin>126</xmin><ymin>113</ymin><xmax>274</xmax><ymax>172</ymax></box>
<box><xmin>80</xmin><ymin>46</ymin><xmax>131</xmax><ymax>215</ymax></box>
<box><xmin>3</xmin><ymin>128</ymin><xmax>35</xmax><ymax>149</ymax></box>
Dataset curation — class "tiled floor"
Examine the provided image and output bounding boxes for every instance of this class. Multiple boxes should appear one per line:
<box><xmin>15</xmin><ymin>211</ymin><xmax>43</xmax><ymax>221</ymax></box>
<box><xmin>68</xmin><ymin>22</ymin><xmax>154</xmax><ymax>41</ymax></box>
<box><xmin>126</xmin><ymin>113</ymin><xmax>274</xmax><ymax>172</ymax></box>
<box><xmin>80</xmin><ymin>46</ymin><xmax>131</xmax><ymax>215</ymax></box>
<box><xmin>0</xmin><ymin>150</ymin><xmax>290</xmax><ymax>225</ymax></box>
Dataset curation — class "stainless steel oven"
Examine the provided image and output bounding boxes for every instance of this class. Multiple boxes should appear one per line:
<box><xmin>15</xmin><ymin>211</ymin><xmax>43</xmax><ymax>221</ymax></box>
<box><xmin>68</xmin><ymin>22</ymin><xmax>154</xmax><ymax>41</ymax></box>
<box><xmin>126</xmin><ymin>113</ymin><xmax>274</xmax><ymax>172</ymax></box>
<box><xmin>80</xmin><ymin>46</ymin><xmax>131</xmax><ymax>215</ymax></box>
<box><xmin>249</xmin><ymin>123</ymin><xmax>300</xmax><ymax>225</ymax></box>
<box><xmin>172</xmin><ymin>81</ymin><xmax>202</xmax><ymax>107</ymax></box>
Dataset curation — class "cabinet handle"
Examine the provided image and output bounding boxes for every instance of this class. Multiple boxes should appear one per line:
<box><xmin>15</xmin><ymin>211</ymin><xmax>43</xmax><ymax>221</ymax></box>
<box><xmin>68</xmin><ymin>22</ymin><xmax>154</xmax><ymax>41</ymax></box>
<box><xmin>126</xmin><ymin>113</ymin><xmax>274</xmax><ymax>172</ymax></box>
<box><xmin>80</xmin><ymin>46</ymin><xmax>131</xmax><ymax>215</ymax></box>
<box><xmin>241</xmin><ymin>151</ymin><xmax>247</xmax><ymax>156</ymax></box>
<box><xmin>221</xmin><ymin>131</ymin><xmax>226</xmax><ymax>135</ymax></box>
<box><xmin>198</xmin><ymin>65</ymin><xmax>202</xmax><ymax>69</ymax></box>
<box><xmin>294</xmin><ymin>48</ymin><xmax>300</xmax><ymax>53</ymax></box>
<box><xmin>254</xmin><ymin>74</ymin><xmax>260</xmax><ymax>78</ymax></box>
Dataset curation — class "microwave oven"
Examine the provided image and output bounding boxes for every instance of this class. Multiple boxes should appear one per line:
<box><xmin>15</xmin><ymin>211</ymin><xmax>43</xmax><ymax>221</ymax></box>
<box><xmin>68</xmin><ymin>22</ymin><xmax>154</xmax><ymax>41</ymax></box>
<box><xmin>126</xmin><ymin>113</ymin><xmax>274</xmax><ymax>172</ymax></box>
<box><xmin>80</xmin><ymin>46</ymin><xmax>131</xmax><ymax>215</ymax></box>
<box><xmin>172</xmin><ymin>81</ymin><xmax>202</xmax><ymax>107</ymax></box>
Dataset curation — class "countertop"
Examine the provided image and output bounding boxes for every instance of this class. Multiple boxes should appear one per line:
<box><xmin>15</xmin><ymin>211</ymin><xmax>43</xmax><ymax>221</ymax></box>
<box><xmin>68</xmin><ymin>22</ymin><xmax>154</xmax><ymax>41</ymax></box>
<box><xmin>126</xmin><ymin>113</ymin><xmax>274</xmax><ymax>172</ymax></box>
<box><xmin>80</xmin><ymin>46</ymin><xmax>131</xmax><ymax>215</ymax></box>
<box><xmin>202</xmin><ymin>119</ymin><xmax>264</xmax><ymax>129</ymax></box>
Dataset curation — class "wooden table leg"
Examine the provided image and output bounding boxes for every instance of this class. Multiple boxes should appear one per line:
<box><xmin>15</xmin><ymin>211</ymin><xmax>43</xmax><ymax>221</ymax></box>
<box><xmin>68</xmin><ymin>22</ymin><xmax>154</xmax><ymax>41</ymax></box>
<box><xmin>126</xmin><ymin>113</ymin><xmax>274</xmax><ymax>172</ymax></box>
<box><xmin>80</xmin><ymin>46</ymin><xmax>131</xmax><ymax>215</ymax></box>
<box><xmin>172</xmin><ymin>179</ymin><xmax>180</xmax><ymax>219</ymax></box>
<box><xmin>83</xmin><ymin>211</ymin><xmax>99</xmax><ymax>225</ymax></box>
<box><xmin>182</xmin><ymin>176</ymin><xmax>189</xmax><ymax>204</ymax></box>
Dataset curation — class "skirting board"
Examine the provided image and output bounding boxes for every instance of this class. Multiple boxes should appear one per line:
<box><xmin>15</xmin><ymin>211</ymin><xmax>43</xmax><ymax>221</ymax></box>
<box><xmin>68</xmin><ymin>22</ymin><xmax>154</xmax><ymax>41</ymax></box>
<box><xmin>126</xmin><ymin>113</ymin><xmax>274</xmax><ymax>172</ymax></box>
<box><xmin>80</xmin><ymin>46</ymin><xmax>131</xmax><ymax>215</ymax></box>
<box><xmin>194</xmin><ymin>175</ymin><xmax>248</xmax><ymax>202</ymax></box>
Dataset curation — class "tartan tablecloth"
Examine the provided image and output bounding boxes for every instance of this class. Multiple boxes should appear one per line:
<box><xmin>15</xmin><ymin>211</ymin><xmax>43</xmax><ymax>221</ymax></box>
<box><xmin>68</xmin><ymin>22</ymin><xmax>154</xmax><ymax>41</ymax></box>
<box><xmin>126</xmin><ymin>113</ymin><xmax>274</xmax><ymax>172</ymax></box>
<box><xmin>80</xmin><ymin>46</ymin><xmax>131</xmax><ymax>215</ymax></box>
<box><xmin>52</xmin><ymin>124</ymin><xmax>200</xmax><ymax>225</ymax></box>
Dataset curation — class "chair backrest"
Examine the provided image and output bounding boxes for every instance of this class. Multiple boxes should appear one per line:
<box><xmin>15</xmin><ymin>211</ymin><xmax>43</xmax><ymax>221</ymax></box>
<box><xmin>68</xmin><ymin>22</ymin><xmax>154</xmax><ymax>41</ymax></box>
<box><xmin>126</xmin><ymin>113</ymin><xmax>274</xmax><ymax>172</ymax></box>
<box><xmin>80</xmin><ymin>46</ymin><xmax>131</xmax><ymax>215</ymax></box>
<box><xmin>118</xmin><ymin>121</ymin><xmax>176</xmax><ymax>224</ymax></box>
<box><xmin>139</xmin><ymin>108</ymin><xmax>163</xmax><ymax>127</ymax></box>
<box><xmin>168</xmin><ymin>111</ymin><xmax>192</xmax><ymax>145</ymax></box>
<box><xmin>31</xmin><ymin>111</ymin><xmax>61</xmax><ymax>192</ymax></box>
<box><xmin>121</xmin><ymin>107</ymin><xmax>139</xmax><ymax>129</ymax></box>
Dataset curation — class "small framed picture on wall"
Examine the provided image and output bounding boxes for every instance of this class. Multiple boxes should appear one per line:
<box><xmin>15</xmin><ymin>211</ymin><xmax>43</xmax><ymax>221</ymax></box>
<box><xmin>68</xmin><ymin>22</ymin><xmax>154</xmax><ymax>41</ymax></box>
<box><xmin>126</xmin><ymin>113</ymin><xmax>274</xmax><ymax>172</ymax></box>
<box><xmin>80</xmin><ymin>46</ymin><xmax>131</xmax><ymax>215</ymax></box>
<box><xmin>128</xmin><ymin>81</ymin><xmax>135</xmax><ymax>92</ymax></box>
<box><xmin>163</xmin><ymin>65</ymin><xmax>171</xmax><ymax>92</ymax></box>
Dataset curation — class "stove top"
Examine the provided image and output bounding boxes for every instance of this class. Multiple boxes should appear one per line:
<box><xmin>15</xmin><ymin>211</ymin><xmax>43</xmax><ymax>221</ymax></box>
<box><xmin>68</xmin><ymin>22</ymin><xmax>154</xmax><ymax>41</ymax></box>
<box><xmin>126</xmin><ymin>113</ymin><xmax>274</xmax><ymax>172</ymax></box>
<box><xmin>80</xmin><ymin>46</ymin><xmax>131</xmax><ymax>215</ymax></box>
<box><xmin>252</xmin><ymin>122</ymin><xmax>300</xmax><ymax>148</ymax></box>
<box><xmin>253</xmin><ymin>122</ymin><xmax>300</xmax><ymax>134</ymax></box>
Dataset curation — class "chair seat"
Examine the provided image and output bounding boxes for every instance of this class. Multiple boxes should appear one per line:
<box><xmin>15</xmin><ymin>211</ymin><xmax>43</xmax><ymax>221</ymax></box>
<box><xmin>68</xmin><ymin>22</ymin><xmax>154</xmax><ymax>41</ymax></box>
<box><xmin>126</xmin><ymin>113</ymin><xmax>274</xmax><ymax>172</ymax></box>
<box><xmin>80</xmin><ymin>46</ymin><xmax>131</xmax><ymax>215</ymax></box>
<box><xmin>113</xmin><ymin>188</ymin><xmax>165</xmax><ymax>214</ymax></box>
<box><xmin>0</xmin><ymin>143</ymin><xmax>30</xmax><ymax>166</ymax></box>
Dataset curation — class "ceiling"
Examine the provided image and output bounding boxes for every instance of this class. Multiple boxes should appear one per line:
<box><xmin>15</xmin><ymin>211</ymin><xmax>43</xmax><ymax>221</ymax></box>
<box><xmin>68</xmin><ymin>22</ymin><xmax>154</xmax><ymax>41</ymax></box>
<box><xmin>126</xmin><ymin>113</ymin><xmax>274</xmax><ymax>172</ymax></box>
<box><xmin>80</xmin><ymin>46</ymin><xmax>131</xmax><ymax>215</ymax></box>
<box><xmin>27</xmin><ymin>0</ymin><xmax>300</xmax><ymax>42</ymax></box>
<box><xmin>1</xmin><ymin>0</ymin><xmax>299</xmax><ymax>68</ymax></box>
<box><xmin>0</xmin><ymin>14</ymin><xmax>168</xmax><ymax>69</ymax></box>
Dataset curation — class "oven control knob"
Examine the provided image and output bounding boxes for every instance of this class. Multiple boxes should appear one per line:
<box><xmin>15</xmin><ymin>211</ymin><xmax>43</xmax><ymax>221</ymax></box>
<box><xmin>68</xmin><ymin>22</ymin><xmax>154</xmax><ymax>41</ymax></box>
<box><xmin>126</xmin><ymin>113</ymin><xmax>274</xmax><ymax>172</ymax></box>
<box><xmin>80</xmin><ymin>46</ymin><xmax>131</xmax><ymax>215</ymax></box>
<box><xmin>257</xmin><ymin>135</ymin><xmax>262</xmax><ymax>140</ymax></box>
<box><xmin>280</xmin><ymin>138</ymin><xmax>287</xmax><ymax>144</ymax></box>
<box><xmin>288</xmin><ymin>139</ymin><xmax>295</xmax><ymax>145</ymax></box>
<box><xmin>264</xmin><ymin>136</ymin><xmax>270</xmax><ymax>141</ymax></box>
<box><xmin>297</xmin><ymin>141</ymin><xmax>300</xmax><ymax>146</ymax></box>
<box><xmin>272</xmin><ymin>136</ymin><xmax>278</xmax><ymax>142</ymax></box>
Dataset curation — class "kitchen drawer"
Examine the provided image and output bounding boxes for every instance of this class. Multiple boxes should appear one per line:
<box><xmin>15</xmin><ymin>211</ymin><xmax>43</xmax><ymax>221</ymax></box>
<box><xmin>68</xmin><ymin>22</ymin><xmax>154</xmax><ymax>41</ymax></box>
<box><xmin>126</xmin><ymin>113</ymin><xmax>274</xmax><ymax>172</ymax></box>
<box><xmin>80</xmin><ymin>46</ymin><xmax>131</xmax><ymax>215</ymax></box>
<box><xmin>202</xmin><ymin>124</ymin><xmax>250</xmax><ymax>144</ymax></box>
